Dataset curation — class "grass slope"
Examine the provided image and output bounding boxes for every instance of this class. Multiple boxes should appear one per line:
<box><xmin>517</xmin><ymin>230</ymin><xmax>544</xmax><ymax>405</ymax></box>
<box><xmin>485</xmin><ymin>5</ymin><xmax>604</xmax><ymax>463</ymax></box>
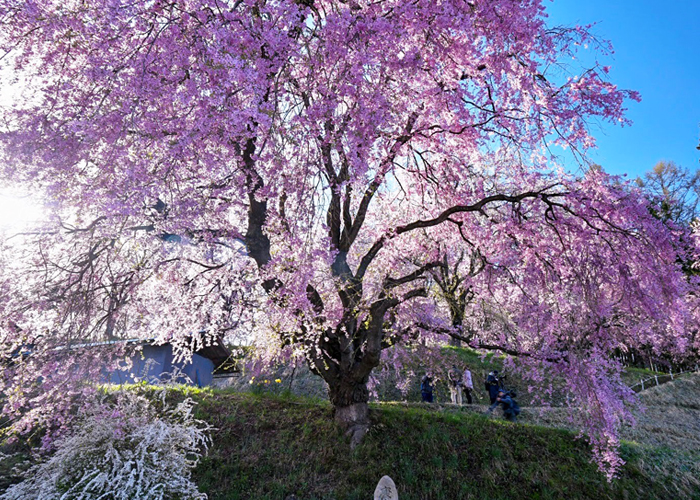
<box><xmin>192</xmin><ymin>390</ymin><xmax>690</xmax><ymax>500</ymax></box>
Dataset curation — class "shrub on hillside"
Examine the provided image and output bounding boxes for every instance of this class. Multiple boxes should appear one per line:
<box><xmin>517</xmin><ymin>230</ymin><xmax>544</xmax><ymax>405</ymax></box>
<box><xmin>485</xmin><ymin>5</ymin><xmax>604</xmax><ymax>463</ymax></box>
<box><xmin>1</xmin><ymin>391</ymin><xmax>211</xmax><ymax>500</ymax></box>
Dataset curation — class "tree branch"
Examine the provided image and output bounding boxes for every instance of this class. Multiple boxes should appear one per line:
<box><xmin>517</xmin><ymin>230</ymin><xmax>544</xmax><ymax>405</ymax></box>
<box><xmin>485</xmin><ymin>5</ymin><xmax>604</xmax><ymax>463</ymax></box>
<box><xmin>342</xmin><ymin>111</ymin><xmax>419</xmax><ymax>251</ymax></box>
<box><xmin>383</xmin><ymin>262</ymin><xmax>444</xmax><ymax>290</ymax></box>
<box><xmin>356</xmin><ymin>186</ymin><xmax>564</xmax><ymax>281</ymax></box>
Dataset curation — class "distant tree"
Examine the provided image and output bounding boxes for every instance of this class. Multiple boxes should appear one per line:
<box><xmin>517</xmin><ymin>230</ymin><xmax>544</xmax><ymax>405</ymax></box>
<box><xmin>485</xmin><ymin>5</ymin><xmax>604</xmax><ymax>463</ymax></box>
<box><xmin>427</xmin><ymin>248</ymin><xmax>485</xmax><ymax>347</ymax></box>
<box><xmin>636</xmin><ymin>161</ymin><xmax>700</xmax><ymax>225</ymax></box>
<box><xmin>0</xmin><ymin>0</ymin><xmax>695</xmax><ymax>477</ymax></box>
<box><xmin>633</xmin><ymin>157</ymin><xmax>700</xmax><ymax>369</ymax></box>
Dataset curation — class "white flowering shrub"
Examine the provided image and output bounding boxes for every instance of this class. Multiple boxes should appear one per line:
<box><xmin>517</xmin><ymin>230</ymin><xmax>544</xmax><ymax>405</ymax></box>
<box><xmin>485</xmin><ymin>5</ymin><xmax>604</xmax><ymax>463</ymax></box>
<box><xmin>1</xmin><ymin>391</ymin><xmax>212</xmax><ymax>500</ymax></box>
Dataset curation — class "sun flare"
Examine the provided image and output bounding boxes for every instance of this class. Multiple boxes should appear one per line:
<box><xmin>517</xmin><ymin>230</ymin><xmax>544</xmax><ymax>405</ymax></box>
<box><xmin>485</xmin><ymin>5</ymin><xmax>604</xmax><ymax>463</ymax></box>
<box><xmin>0</xmin><ymin>190</ymin><xmax>44</xmax><ymax>231</ymax></box>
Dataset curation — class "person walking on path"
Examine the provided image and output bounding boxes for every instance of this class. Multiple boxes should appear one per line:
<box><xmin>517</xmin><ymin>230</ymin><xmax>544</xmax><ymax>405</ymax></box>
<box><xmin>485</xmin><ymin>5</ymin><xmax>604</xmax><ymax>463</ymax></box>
<box><xmin>462</xmin><ymin>366</ymin><xmax>474</xmax><ymax>404</ymax></box>
<box><xmin>448</xmin><ymin>364</ymin><xmax>463</xmax><ymax>405</ymax></box>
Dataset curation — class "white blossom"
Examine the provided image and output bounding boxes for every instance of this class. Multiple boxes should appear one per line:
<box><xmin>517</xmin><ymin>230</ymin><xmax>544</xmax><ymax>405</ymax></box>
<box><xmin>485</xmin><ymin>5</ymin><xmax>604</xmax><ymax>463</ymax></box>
<box><xmin>1</xmin><ymin>391</ymin><xmax>211</xmax><ymax>500</ymax></box>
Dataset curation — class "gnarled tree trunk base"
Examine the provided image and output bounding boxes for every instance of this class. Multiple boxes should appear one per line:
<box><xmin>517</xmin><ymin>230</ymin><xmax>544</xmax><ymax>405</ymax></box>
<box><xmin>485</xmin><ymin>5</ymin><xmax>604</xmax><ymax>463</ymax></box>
<box><xmin>335</xmin><ymin>402</ymin><xmax>370</xmax><ymax>449</ymax></box>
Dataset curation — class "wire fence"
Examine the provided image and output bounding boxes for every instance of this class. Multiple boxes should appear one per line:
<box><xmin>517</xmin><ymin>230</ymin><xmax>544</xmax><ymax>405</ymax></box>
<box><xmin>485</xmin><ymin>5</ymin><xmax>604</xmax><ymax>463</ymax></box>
<box><xmin>629</xmin><ymin>365</ymin><xmax>700</xmax><ymax>393</ymax></box>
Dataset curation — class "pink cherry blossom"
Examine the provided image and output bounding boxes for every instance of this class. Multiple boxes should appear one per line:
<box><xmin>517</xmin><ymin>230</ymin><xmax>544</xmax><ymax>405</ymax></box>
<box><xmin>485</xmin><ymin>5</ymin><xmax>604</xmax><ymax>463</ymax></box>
<box><xmin>0</xmin><ymin>0</ymin><xmax>694</xmax><ymax>478</ymax></box>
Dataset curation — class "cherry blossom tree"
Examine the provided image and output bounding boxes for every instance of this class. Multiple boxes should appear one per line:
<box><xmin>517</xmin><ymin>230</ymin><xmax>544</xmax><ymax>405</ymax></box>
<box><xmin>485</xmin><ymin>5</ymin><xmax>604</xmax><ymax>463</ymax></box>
<box><xmin>0</xmin><ymin>0</ymin><xmax>695</xmax><ymax>477</ymax></box>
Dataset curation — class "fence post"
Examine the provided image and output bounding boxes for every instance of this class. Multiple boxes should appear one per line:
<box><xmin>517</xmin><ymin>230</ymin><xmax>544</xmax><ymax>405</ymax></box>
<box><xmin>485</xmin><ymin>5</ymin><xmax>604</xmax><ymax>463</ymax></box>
<box><xmin>670</xmin><ymin>369</ymin><xmax>674</xmax><ymax>380</ymax></box>
<box><xmin>655</xmin><ymin>375</ymin><xmax>659</xmax><ymax>386</ymax></box>
<box><xmin>641</xmin><ymin>379</ymin><xmax>645</xmax><ymax>390</ymax></box>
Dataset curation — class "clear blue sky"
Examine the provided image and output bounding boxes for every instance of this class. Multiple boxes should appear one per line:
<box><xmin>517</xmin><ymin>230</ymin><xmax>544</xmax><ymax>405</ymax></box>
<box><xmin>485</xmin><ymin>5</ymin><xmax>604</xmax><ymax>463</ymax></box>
<box><xmin>545</xmin><ymin>0</ymin><xmax>700</xmax><ymax>179</ymax></box>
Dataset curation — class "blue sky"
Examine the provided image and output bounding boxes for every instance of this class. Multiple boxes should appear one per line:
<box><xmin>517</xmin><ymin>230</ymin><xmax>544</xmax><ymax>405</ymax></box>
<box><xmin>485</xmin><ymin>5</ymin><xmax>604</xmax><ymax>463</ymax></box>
<box><xmin>545</xmin><ymin>0</ymin><xmax>700</xmax><ymax>180</ymax></box>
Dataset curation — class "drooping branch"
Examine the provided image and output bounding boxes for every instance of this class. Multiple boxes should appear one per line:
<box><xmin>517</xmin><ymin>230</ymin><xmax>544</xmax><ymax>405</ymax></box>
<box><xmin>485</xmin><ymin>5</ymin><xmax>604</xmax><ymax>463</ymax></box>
<box><xmin>415</xmin><ymin>322</ymin><xmax>565</xmax><ymax>362</ymax></box>
<box><xmin>357</xmin><ymin>187</ymin><xmax>565</xmax><ymax>280</ymax></box>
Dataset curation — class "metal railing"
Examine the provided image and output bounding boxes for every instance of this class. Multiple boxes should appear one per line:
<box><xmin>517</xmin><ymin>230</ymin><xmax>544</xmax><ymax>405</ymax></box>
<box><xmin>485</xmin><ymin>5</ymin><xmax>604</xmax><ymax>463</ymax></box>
<box><xmin>629</xmin><ymin>366</ymin><xmax>699</xmax><ymax>393</ymax></box>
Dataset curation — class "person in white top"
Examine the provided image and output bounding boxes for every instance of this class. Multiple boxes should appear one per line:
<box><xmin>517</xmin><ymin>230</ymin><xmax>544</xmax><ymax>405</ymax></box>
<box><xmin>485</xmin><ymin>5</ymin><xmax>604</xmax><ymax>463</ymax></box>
<box><xmin>462</xmin><ymin>367</ymin><xmax>474</xmax><ymax>404</ymax></box>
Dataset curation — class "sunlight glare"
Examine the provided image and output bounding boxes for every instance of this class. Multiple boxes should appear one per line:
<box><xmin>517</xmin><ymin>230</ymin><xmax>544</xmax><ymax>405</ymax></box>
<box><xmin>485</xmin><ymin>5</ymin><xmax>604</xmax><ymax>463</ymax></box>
<box><xmin>0</xmin><ymin>190</ymin><xmax>44</xmax><ymax>232</ymax></box>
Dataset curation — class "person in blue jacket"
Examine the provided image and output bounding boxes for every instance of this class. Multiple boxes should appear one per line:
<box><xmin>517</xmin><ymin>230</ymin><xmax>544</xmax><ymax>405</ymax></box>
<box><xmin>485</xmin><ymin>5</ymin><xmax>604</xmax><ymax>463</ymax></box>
<box><xmin>487</xmin><ymin>390</ymin><xmax>521</xmax><ymax>422</ymax></box>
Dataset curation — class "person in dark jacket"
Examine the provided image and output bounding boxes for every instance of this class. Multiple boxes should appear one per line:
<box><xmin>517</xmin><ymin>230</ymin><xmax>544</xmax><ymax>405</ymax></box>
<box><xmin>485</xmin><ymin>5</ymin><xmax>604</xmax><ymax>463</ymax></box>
<box><xmin>486</xmin><ymin>370</ymin><xmax>500</xmax><ymax>404</ymax></box>
<box><xmin>421</xmin><ymin>374</ymin><xmax>434</xmax><ymax>403</ymax></box>
<box><xmin>487</xmin><ymin>390</ymin><xmax>521</xmax><ymax>422</ymax></box>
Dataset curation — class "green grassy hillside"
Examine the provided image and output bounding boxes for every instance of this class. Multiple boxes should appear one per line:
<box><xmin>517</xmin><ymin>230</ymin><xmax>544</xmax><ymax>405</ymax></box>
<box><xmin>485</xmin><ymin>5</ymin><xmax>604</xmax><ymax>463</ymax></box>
<box><xmin>3</xmin><ymin>361</ymin><xmax>696</xmax><ymax>499</ymax></box>
<box><xmin>191</xmin><ymin>389</ymin><xmax>698</xmax><ymax>500</ymax></box>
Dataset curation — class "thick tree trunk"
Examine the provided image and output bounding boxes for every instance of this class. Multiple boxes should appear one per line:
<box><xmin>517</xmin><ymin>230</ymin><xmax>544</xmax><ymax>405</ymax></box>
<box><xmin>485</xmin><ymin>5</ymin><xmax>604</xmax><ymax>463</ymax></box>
<box><xmin>327</xmin><ymin>377</ymin><xmax>371</xmax><ymax>449</ymax></box>
<box><xmin>448</xmin><ymin>316</ymin><xmax>463</xmax><ymax>347</ymax></box>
